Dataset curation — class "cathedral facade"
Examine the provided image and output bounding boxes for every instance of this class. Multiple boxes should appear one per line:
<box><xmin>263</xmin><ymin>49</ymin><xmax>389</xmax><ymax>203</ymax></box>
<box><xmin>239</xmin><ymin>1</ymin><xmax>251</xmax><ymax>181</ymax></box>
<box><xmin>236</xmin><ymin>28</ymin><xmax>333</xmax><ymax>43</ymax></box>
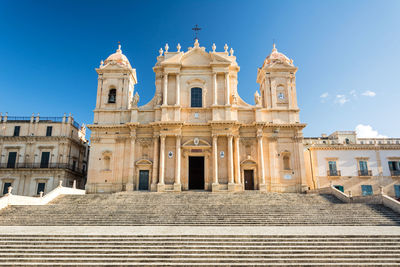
<box><xmin>86</xmin><ymin>40</ymin><xmax>308</xmax><ymax>193</ymax></box>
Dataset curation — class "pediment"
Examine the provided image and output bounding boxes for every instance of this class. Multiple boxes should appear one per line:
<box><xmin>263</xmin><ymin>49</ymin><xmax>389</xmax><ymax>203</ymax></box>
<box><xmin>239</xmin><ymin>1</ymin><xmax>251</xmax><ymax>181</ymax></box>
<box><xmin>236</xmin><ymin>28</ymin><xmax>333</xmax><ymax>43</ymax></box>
<box><xmin>182</xmin><ymin>138</ymin><xmax>211</xmax><ymax>148</ymax></box>
<box><xmin>181</xmin><ymin>48</ymin><xmax>211</xmax><ymax>66</ymax></box>
<box><xmin>210</xmin><ymin>53</ymin><xmax>232</xmax><ymax>64</ymax></box>
<box><xmin>135</xmin><ymin>159</ymin><xmax>153</xmax><ymax>166</ymax></box>
<box><xmin>241</xmin><ymin>158</ymin><xmax>257</xmax><ymax>165</ymax></box>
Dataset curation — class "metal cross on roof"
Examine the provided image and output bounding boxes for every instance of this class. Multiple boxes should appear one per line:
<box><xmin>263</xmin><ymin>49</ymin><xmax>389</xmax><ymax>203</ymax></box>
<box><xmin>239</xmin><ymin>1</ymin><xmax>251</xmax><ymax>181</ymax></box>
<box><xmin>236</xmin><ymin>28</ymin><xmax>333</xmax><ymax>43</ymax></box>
<box><xmin>192</xmin><ymin>24</ymin><xmax>201</xmax><ymax>40</ymax></box>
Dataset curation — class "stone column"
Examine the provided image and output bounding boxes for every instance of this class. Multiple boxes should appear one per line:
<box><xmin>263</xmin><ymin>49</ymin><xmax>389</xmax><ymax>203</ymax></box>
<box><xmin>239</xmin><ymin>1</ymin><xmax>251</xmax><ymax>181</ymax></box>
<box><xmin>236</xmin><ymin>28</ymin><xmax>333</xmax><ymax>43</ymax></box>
<box><xmin>175</xmin><ymin>74</ymin><xmax>180</xmax><ymax>106</ymax></box>
<box><xmin>163</xmin><ymin>73</ymin><xmax>168</xmax><ymax>106</ymax></box>
<box><xmin>225</xmin><ymin>72</ymin><xmax>230</xmax><ymax>105</ymax></box>
<box><xmin>258</xmin><ymin>131</ymin><xmax>267</xmax><ymax>192</ymax></box>
<box><xmin>126</xmin><ymin>135</ymin><xmax>136</xmax><ymax>191</ymax></box>
<box><xmin>212</xmin><ymin>135</ymin><xmax>219</xmax><ymax>191</ymax></box>
<box><xmin>151</xmin><ymin>135</ymin><xmax>159</xmax><ymax>191</ymax></box>
<box><xmin>174</xmin><ymin>135</ymin><xmax>181</xmax><ymax>191</ymax></box>
<box><xmin>234</xmin><ymin>136</ymin><xmax>241</xmax><ymax>185</ymax></box>
<box><xmin>213</xmin><ymin>72</ymin><xmax>217</xmax><ymax>105</ymax></box>
<box><xmin>157</xmin><ymin>135</ymin><xmax>166</xmax><ymax>191</ymax></box>
<box><xmin>228</xmin><ymin>135</ymin><xmax>235</xmax><ymax>191</ymax></box>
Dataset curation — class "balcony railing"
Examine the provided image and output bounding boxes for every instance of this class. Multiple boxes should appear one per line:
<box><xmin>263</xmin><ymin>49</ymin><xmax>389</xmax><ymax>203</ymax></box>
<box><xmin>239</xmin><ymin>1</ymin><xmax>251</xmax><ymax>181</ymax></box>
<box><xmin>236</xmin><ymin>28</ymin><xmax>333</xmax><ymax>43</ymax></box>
<box><xmin>327</xmin><ymin>170</ymin><xmax>341</xmax><ymax>177</ymax></box>
<box><xmin>391</xmin><ymin>170</ymin><xmax>400</xmax><ymax>177</ymax></box>
<box><xmin>0</xmin><ymin>162</ymin><xmax>85</xmax><ymax>174</ymax></box>
<box><xmin>358</xmin><ymin>170</ymin><xmax>372</xmax><ymax>176</ymax></box>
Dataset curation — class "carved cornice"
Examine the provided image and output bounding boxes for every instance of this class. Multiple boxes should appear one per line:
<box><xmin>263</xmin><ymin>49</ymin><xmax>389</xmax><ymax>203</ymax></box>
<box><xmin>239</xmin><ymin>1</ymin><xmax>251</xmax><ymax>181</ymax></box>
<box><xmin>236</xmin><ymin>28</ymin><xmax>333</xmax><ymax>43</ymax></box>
<box><xmin>87</xmin><ymin>124</ymin><xmax>129</xmax><ymax>130</ymax></box>
<box><xmin>308</xmin><ymin>144</ymin><xmax>400</xmax><ymax>150</ymax></box>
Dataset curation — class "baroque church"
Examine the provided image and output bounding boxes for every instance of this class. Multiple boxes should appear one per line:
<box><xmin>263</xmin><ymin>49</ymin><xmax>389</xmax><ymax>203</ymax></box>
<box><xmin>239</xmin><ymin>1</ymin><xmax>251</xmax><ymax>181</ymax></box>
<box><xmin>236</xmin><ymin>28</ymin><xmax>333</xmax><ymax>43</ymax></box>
<box><xmin>86</xmin><ymin>40</ymin><xmax>308</xmax><ymax>193</ymax></box>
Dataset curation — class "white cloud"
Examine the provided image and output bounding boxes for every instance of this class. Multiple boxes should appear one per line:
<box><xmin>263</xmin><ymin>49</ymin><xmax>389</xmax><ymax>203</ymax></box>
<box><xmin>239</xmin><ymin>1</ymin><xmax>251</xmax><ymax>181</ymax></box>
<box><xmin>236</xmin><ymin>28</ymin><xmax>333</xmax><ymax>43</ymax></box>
<box><xmin>320</xmin><ymin>92</ymin><xmax>329</xmax><ymax>98</ymax></box>
<box><xmin>349</xmin><ymin>90</ymin><xmax>357</xmax><ymax>98</ymax></box>
<box><xmin>362</xmin><ymin>90</ymin><xmax>376</xmax><ymax>97</ymax></box>
<box><xmin>355</xmin><ymin>124</ymin><xmax>387</xmax><ymax>138</ymax></box>
<box><xmin>335</xmin><ymin>94</ymin><xmax>349</xmax><ymax>105</ymax></box>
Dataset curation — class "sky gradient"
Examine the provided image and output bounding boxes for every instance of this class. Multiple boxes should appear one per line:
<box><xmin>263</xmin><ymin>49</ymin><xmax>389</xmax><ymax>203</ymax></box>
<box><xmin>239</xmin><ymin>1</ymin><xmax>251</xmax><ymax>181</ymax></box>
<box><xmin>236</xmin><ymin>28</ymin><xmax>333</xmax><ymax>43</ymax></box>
<box><xmin>0</xmin><ymin>0</ymin><xmax>399</xmax><ymax>138</ymax></box>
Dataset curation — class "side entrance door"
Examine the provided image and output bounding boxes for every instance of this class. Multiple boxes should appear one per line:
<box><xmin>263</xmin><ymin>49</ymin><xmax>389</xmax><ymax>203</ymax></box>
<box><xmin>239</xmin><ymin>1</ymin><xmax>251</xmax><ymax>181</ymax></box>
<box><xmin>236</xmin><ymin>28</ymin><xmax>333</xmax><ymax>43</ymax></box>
<box><xmin>138</xmin><ymin>170</ymin><xmax>149</xmax><ymax>191</ymax></box>
<box><xmin>244</xmin><ymin>170</ymin><xmax>254</xmax><ymax>190</ymax></box>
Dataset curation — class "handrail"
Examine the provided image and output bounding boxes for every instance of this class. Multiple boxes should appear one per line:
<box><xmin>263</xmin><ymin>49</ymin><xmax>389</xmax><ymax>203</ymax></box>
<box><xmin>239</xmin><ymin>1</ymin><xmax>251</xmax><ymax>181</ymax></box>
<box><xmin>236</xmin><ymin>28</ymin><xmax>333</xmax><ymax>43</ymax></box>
<box><xmin>0</xmin><ymin>183</ymin><xmax>85</xmax><ymax>211</ymax></box>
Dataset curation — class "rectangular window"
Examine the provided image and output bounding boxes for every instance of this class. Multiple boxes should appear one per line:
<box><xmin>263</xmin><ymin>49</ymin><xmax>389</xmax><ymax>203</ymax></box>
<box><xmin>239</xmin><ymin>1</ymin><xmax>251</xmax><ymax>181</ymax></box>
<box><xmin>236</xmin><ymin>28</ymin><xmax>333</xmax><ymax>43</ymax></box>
<box><xmin>359</xmin><ymin>160</ymin><xmax>369</xmax><ymax>176</ymax></box>
<box><xmin>13</xmin><ymin>126</ymin><xmax>20</xmax><ymax>136</ymax></box>
<box><xmin>394</xmin><ymin>185</ymin><xmax>400</xmax><ymax>199</ymax></box>
<box><xmin>389</xmin><ymin>161</ymin><xmax>400</xmax><ymax>176</ymax></box>
<box><xmin>191</xmin><ymin>87</ymin><xmax>202</xmax><ymax>107</ymax></box>
<box><xmin>40</xmin><ymin>152</ymin><xmax>50</xmax><ymax>168</ymax></box>
<box><xmin>7</xmin><ymin>152</ymin><xmax>17</xmax><ymax>168</ymax></box>
<box><xmin>361</xmin><ymin>185</ymin><xmax>373</xmax><ymax>196</ymax></box>
<box><xmin>37</xmin><ymin>183</ymin><xmax>45</xmax><ymax>195</ymax></box>
<box><xmin>46</xmin><ymin>126</ymin><xmax>52</xmax><ymax>136</ymax></box>
<box><xmin>2</xmin><ymin>182</ymin><xmax>12</xmax><ymax>195</ymax></box>
<box><xmin>328</xmin><ymin>161</ymin><xmax>337</xmax><ymax>176</ymax></box>
<box><xmin>72</xmin><ymin>160</ymin><xmax>76</xmax><ymax>171</ymax></box>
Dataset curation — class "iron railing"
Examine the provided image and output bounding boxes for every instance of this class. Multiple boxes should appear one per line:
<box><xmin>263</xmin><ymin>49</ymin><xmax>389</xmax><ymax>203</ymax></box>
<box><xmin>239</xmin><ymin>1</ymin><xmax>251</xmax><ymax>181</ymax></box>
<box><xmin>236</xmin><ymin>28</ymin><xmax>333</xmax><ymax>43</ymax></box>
<box><xmin>391</xmin><ymin>170</ymin><xmax>400</xmax><ymax>177</ymax></box>
<box><xmin>0</xmin><ymin>162</ymin><xmax>85</xmax><ymax>174</ymax></box>
<box><xmin>327</xmin><ymin>170</ymin><xmax>341</xmax><ymax>176</ymax></box>
<box><xmin>358</xmin><ymin>170</ymin><xmax>372</xmax><ymax>176</ymax></box>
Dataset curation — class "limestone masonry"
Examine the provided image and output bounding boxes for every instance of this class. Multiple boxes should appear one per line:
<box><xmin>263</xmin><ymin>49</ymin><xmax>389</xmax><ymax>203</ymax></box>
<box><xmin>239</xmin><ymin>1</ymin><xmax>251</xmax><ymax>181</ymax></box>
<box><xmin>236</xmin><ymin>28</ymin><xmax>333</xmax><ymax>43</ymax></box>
<box><xmin>87</xmin><ymin>40</ymin><xmax>307</xmax><ymax>193</ymax></box>
<box><xmin>85</xmin><ymin>40</ymin><xmax>400</xmax><ymax>196</ymax></box>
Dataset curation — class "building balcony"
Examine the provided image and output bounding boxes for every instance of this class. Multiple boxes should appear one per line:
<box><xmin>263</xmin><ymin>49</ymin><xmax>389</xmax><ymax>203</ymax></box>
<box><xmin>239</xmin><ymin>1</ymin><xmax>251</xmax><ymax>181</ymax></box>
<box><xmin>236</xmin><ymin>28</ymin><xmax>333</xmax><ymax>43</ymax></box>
<box><xmin>358</xmin><ymin>170</ymin><xmax>372</xmax><ymax>177</ymax></box>
<box><xmin>0</xmin><ymin>162</ymin><xmax>86</xmax><ymax>174</ymax></box>
<box><xmin>391</xmin><ymin>170</ymin><xmax>400</xmax><ymax>177</ymax></box>
<box><xmin>327</xmin><ymin>170</ymin><xmax>341</xmax><ymax>177</ymax></box>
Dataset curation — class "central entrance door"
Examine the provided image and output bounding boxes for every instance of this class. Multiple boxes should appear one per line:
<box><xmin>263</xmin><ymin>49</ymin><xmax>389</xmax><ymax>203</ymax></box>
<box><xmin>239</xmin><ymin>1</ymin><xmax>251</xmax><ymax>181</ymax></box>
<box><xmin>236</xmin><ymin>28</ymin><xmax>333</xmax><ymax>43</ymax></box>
<box><xmin>138</xmin><ymin>170</ymin><xmax>149</xmax><ymax>190</ymax></box>
<box><xmin>189</xmin><ymin>156</ymin><xmax>204</xmax><ymax>190</ymax></box>
<box><xmin>244</xmin><ymin>170</ymin><xmax>254</xmax><ymax>190</ymax></box>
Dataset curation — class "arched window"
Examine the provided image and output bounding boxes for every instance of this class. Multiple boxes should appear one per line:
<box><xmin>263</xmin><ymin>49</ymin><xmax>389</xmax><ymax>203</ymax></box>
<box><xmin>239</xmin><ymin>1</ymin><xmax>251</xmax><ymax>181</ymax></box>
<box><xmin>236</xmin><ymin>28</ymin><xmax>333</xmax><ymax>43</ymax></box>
<box><xmin>283</xmin><ymin>155</ymin><xmax>290</xmax><ymax>170</ymax></box>
<box><xmin>108</xmin><ymin>89</ymin><xmax>116</xmax><ymax>103</ymax></box>
<box><xmin>345</xmin><ymin>138</ymin><xmax>350</xmax><ymax>144</ymax></box>
<box><xmin>191</xmin><ymin>87</ymin><xmax>202</xmax><ymax>107</ymax></box>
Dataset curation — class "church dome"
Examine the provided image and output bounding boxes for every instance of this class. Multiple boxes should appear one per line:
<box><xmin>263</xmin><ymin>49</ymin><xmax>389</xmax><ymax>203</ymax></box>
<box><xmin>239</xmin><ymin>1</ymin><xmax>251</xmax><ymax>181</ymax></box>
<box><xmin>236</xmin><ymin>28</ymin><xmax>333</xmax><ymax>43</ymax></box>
<box><xmin>104</xmin><ymin>44</ymin><xmax>131</xmax><ymax>67</ymax></box>
<box><xmin>264</xmin><ymin>44</ymin><xmax>292</xmax><ymax>66</ymax></box>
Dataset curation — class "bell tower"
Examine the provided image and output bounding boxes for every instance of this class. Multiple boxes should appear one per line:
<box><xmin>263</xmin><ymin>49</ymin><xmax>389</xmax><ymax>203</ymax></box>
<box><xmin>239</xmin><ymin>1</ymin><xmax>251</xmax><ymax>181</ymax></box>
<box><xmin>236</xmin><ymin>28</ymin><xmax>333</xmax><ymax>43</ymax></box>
<box><xmin>256</xmin><ymin>44</ymin><xmax>299</xmax><ymax>124</ymax></box>
<box><xmin>93</xmin><ymin>44</ymin><xmax>137</xmax><ymax>124</ymax></box>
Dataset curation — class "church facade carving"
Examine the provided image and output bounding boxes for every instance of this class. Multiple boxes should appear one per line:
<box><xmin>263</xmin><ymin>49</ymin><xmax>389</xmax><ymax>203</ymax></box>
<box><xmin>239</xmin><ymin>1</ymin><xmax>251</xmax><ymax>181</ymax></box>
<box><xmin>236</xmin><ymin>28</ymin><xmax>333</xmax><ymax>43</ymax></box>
<box><xmin>86</xmin><ymin>41</ymin><xmax>308</xmax><ymax>193</ymax></box>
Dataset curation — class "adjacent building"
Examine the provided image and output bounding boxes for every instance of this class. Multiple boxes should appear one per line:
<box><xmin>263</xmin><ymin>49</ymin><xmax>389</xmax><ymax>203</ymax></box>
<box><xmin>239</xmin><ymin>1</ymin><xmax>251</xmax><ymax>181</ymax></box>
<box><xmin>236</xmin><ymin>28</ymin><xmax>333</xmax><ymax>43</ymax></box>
<box><xmin>0</xmin><ymin>113</ymin><xmax>89</xmax><ymax>196</ymax></box>
<box><xmin>87</xmin><ymin>41</ymin><xmax>308</xmax><ymax>193</ymax></box>
<box><xmin>304</xmin><ymin>131</ymin><xmax>400</xmax><ymax>198</ymax></box>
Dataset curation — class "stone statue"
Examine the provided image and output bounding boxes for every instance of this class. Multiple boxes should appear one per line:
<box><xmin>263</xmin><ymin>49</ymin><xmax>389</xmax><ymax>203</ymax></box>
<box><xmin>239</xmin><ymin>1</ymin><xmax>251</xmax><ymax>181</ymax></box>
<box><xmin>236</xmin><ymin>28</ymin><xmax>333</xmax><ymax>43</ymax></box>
<box><xmin>131</xmin><ymin>92</ymin><xmax>139</xmax><ymax>108</ymax></box>
<box><xmin>232</xmin><ymin>94</ymin><xmax>238</xmax><ymax>105</ymax></box>
<box><xmin>156</xmin><ymin>94</ymin><xmax>162</xmax><ymax>105</ymax></box>
<box><xmin>254</xmin><ymin>91</ymin><xmax>261</xmax><ymax>106</ymax></box>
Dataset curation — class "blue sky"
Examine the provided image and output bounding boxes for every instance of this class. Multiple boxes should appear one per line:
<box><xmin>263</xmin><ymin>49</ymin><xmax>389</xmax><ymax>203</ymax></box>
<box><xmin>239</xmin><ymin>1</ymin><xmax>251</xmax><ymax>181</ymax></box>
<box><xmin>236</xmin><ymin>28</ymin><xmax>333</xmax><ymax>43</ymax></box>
<box><xmin>0</xmin><ymin>0</ymin><xmax>399</xmax><ymax>138</ymax></box>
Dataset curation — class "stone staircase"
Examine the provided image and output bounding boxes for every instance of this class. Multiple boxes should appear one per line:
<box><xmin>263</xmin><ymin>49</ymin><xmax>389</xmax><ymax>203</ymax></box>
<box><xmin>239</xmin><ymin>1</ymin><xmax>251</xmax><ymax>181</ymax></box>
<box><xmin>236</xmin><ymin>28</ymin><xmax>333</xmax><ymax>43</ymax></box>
<box><xmin>0</xmin><ymin>191</ymin><xmax>399</xmax><ymax>226</ymax></box>
<box><xmin>0</xmin><ymin>234</ymin><xmax>400</xmax><ymax>265</ymax></box>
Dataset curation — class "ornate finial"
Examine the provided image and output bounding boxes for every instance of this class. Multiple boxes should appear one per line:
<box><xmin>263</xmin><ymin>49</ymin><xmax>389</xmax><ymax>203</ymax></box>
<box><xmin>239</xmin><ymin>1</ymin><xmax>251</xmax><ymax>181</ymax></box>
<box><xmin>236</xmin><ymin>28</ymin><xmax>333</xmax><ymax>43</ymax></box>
<box><xmin>165</xmin><ymin>43</ymin><xmax>169</xmax><ymax>53</ymax></box>
<box><xmin>194</xmin><ymin>39</ymin><xmax>199</xmax><ymax>48</ymax></box>
<box><xmin>100</xmin><ymin>60</ymin><xmax>104</xmax><ymax>67</ymax></box>
<box><xmin>117</xmin><ymin>41</ymin><xmax>122</xmax><ymax>52</ymax></box>
<box><xmin>177</xmin><ymin>43</ymin><xmax>181</xmax><ymax>52</ymax></box>
<box><xmin>212</xmin><ymin>43</ymin><xmax>216</xmax><ymax>52</ymax></box>
<box><xmin>272</xmin><ymin>43</ymin><xmax>277</xmax><ymax>52</ymax></box>
<box><xmin>229</xmin><ymin>47</ymin><xmax>234</xmax><ymax>56</ymax></box>
<box><xmin>224</xmin><ymin>44</ymin><xmax>228</xmax><ymax>53</ymax></box>
<box><xmin>159</xmin><ymin>48</ymin><xmax>163</xmax><ymax>56</ymax></box>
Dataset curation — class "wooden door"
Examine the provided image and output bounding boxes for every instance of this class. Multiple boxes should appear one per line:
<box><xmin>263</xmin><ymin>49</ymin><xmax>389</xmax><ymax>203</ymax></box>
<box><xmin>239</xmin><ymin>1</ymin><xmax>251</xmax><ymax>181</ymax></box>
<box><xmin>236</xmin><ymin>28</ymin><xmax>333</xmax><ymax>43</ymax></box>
<box><xmin>138</xmin><ymin>170</ymin><xmax>149</xmax><ymax>191</ymax></box>
<box><xmin>244</xmin><ymin>170</ymin><xmax>254</xmax><ymax>190</ymax></box>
